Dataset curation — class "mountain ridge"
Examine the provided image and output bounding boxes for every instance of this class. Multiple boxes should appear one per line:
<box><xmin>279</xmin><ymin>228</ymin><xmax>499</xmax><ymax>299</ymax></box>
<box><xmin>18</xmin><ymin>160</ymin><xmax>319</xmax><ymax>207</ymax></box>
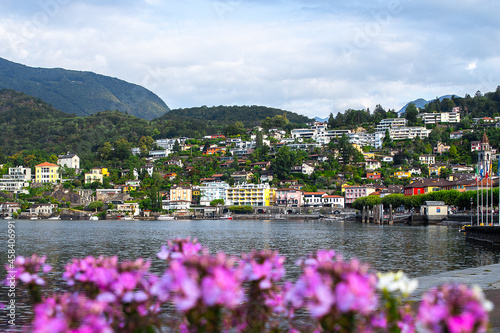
<box><xmin>0</xmin><ymin>57</ymin><xmax>170</xmax><ymax>120</ymax></box>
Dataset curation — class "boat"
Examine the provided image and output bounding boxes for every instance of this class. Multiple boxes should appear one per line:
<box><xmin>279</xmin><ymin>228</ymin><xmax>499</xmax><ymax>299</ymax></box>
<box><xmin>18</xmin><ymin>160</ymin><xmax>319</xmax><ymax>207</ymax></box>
<box><xmin>118</xmin><ymin>215</ymin><xmax>134</xmax><ymax>220</ymax></box>
<box><xmin>219</xmin><ymin>215</ymin><xmax>233</xmax><ymax>220</ymax></box>
<box><xmin>4</xmin><ymin>216</ymin><xmax>13</xmax><ymax>220</ymax></box>
<box><xmin>89</xmin><ymin>216</ymin><xmax>99</xmax><ymax>221</ymax></box>
<box><xmin>48</xmin><ymin>216</ymin><xmax>61</xmax><ymax>220</ymax></box>
<box><xmin>30</xmin><ymin>216</ymin><xmax>39</xmax><ymax>220</ymax></box>
<box><xmin>158</xmin><ymin>215</ymin><xmax>176</xmax><ymax>220</ymax></box>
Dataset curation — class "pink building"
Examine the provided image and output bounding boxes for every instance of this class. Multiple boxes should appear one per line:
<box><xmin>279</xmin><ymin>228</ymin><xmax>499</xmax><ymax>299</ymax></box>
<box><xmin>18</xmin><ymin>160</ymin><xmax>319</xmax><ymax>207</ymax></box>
<box><xmin>344</xmin><ymin>186</ymin><xmax>376</xmax><ymax>206</ymax></box>
<box><xmin>275</xmin><ymin>188</ymin><xmax>303</xmax><ymax>207</ymax></box>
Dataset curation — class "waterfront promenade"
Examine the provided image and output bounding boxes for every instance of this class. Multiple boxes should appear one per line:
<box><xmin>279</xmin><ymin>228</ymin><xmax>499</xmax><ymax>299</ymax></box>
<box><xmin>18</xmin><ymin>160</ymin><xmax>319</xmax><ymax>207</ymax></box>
<box><xmin>412</xmin><ymin>263</ymin><xmax>500</xmax><ymax>332</ymax></box>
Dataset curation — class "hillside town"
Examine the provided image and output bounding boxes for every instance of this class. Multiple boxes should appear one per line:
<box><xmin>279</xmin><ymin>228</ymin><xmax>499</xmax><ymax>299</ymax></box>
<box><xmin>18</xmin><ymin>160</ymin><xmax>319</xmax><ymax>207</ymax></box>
<box><xmin>1</xmin><ymin>110</ymin><xmax>499</xmax><ymax>220</ymax></box>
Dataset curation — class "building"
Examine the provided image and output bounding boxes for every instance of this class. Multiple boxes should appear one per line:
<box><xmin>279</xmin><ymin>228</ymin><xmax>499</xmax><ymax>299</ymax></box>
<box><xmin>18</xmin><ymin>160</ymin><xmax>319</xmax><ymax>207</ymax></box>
<box><xmin>349</xmin><ymin>132</ymin><xmax>385</xmax><ymax>149</ymax></box>
<box><xmin>393</xmin><ymin>171</ymin><xmax>411</xmax><ymax>179</ymax></box>
<box><xmin>367</xmin><ymin>171</ymin><xmax>382</xmax><ymax>180</ymax></box>
<box><xmin>434</xmin><ymin>142</ymin><xmax>450</xmax><ymax>154</ymax></box>
<box><xmin>0</xmin><ymin>202</ymin><xmax>21</xmax><ymax>217</ymax></box>
<box><xmin>116</xmin><ymin>203</ymin><xmax>140</xmax><ymax>216</ymax></box>
<box><xmin>85</xmin><ymin>168</ymin><xmax>108</xmax><ymax>184</ymax></box>
<box><xmin>35</xmin><ymin>162</ymin><xmax>60</xmax><ymax>184</ymax></box>
<box><xmin>226</xmin><ymin>183</ymin><xmax>273</xmax><ymax>207</ymax></box>
<box><xmin>170</xmin><ymin>185</ymin><xmax>193</xmax><ymax>203</ymax></box>
<box><xmin>275</xmin><ymin>188</ymin><xmax>303</xmax><ymax>207</ymax></box>
<box><xmin>303</xmin><ymin>192</ymin><xmax>327</xmax><ymax>207</ymax></box>
<box><xmin>200</xmin><ymin>181</ymin><xmax>230</xmax><ymax>206</ymax></box>
<box><xmin>420</xmin><ymin>201</ymin><xmax>448</xmax><ymax>221</ymax></box>
<box><xmin>364</xmin><ymin>159</ymin><xmax>381</xmax><ymax>171</ymax></box>
<box><xmin>376</xmin><ymin>118</ymin><xmax>407</xmax><ymax>132</ymax></box>
<box><xmin>419</xmin><ymin>155</ymin><xmax>436</xmax><ymax>165</ymax></box>
<box><xmin>344</xmin><ymin>186</ymin><xmax>376</xmax><ymax>205</ymax></box>
<box><xmin>323</xmin><ymin>195</ymin><xmax>344</xmax><ymax>208</ymax></box>
<box><xmin>387</xmin><ymin>127</ymin><xmax>431</xmax><ymax>140</ymax></box>
<box><xmin>0</xmin><ymin>166</ymin><xmax>32</xmax><ymax>194</ymax></box>
<box><xmin>57</xmin><ymin>153</ymin><xmax>80</xmax><ymax>170</ymax></box>
<box><xmin>231</xmin><ymin>171</ymin><xmax>254</xmax><ymax>183</ymax></box>
<box><xmin>419</xmin><ymin>112</ymin><xmax>460</xmax><ymax>125</ymax></box>
<box><xmin>30</xmin><ymin>203</ymin><xmax>57</xmax><ymax>217</ymax></box>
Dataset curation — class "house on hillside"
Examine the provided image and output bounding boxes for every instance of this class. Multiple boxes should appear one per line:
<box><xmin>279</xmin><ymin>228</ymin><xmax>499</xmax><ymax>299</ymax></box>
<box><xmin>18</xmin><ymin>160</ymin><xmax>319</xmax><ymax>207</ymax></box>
<box><xmin>35</xmin><ymin>162</ymin><xmax>60</xmax><ymax>184</ymax></box>
<box><xmin>57</xmin><ymin>153</ymin><xmax>80</xmax><ymax>171</ymax></box>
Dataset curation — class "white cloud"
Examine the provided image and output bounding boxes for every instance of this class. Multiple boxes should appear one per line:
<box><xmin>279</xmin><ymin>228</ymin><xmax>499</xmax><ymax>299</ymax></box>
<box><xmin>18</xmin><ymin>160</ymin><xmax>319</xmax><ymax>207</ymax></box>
<box><xmin>0</xmin><ymin>0</ymin><xmax>499</xmax><ymax>118</ymax></box>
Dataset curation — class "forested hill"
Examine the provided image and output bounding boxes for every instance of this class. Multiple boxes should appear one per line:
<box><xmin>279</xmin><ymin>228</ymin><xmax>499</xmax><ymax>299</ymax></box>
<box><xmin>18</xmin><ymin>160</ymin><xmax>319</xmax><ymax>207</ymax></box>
<box><xmin>0</xmin><ymin>57</ymin><xmax>169</xmax><ymax>120</ymax></box>
<box><xmin>0</xmin><ymin>90</ymin><xmax>311</xmax><ymax>160</ymax></box>
<box><xmin>159</xmin><ymin>105</ymin><xmax>313</xmax><ymax>129</ymax></box>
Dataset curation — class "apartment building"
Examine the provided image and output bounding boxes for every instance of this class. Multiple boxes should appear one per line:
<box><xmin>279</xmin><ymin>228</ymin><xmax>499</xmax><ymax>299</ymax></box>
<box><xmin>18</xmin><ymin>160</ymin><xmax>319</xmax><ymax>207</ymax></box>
<box><xmin>226</xmin><ymin>183</ymin><xmax>273</xmax><ymax>207</ymax></box>
<box><xmin>0</xmin><ymin>166</ymin><xmax>31</xmax><ymax>194</ymax></box>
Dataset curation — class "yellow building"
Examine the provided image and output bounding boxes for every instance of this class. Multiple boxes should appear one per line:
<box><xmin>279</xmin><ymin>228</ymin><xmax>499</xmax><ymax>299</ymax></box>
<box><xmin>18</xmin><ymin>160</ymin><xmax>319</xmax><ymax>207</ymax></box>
<box><xmin>170</xmin><ymin>185</ymin><xmax>192</xmax><ymax>202</ymax></box>
<box><xmin>226</xmin><ymin>183</ymin><xmax>274</xmax><ymax>207</ymax></box>
<box><xmin>35</xmin><ymin>162</ymin><xmax>60</xmax><ymax>184</ymax></box>
<box><xmin>84</xmin><ymin>168</ymin><xmax>109</xmax><ymax>184</ymax></box>
<box><xmin>429</xmin><ymin>165</ymin><xmax>446</xmax><ymax>176</ymax></box>
<box><xmin>393</xmin><ymin>171</ymin><xmax>411</xmax><ymax>179</ymax></box>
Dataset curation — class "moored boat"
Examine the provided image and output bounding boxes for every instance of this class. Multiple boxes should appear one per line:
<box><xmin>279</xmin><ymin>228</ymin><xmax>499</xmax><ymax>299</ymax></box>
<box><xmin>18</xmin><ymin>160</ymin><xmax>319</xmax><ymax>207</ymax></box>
<box><xmin>219</xmin><ymin>215</ymin><xmax>233</xmax><ymax>220</ymax></box>
<box><xmin>158</xmin><ymin>215</ymin><xmax>176</xmax><ymax>220</ymax></box>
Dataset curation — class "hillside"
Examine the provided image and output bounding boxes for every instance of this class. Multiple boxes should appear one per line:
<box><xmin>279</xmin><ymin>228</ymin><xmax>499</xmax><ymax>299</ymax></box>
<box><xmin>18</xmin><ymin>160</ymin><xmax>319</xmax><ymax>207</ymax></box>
<box><xmin>0</xmin><ymin>57</ymin><xmax>169</xmax><ymax>120</ymax></box>
<box><xmin>0</xmin><ymin>91</ymin><xmax>313</xmax><ymax>159</ymax></box>
<box><xmin>160</xmin><ymin>105</ymin><xmax>312</xmax><ymax>127</ymax></box>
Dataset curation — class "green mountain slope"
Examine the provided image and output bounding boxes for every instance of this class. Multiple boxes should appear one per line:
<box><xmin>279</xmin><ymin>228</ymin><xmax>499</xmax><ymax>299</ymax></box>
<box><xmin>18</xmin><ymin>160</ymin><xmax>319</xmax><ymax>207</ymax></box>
<box><xmin>0</xmin><ymin>57</ymin><xmax>169</xmax><ymax>120</ymax></box>
<box><xmin>159</xmin><ymin>105</ymin><xmax>312</xmax><ymax>127</ymax></box>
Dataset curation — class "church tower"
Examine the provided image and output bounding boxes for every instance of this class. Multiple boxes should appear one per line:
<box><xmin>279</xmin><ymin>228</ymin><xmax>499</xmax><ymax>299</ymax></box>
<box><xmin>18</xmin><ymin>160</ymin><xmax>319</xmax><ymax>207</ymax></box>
<box><xmin>477</xmin><ymin>132</ymin><xmax>492</xmax><ymax>173</ymax></box>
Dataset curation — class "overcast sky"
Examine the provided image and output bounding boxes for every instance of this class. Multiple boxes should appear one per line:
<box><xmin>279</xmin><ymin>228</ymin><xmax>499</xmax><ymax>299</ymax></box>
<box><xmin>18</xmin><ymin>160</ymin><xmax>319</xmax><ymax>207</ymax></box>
<box><xmin>1</xmin><ymin>0</ymin><xmax>499</xmax><ymax>118</ymax></box>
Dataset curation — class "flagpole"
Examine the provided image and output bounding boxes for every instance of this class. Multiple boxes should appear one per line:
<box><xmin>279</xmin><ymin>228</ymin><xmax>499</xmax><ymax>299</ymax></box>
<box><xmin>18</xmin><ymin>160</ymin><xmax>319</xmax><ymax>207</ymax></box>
<box><xmin>486</xmin><ymin>165</ymin><xmax>488</xmax><ymax>226</ymax></box>
<box><xmin>476</xmin><ymin>162</ymin><xmax>479</xmax><ymax>226</ymax></box>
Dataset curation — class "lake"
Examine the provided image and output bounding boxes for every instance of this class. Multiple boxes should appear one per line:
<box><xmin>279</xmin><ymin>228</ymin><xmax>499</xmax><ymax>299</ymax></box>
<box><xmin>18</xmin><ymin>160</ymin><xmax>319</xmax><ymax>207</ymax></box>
<box><xmin>1</xmin><ymin>218</ymin><xmax>500</xmax><ymax>329</ymax></box>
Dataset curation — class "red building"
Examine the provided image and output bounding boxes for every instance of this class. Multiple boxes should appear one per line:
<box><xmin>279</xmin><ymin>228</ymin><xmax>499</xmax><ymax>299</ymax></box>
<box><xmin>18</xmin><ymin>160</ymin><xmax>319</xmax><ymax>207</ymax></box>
<box><xmin>367</xmin><ymin>171</ymin><xmax>381</xmax><ymax>180</ymax></box>
<box><xmin>404</xmin><ymin>181</ymin><xmax>425</xmax><ymax>196</ymax></box>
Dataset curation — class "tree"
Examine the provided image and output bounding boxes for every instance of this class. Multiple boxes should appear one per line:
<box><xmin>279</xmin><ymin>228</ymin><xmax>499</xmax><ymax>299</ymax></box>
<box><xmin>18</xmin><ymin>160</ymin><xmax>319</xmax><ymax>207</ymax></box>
<box><xmin>88</xmin><ymin>200</ymin><xmax>104</xmax><ymax>212</ymax></box>
<box><xmin>210</xmin><ymin>199</ymin><xmax>225</xmax><ymax>206</ymax></box>
<box><xmin>173</xmin><ymin>140</ymin><xmax>181</xmax><ymax>153</ymax></box>
<box><xmin>405</xmin><ymin>103</ymin><xmax>418</xmax><ymax>126</ymax></box>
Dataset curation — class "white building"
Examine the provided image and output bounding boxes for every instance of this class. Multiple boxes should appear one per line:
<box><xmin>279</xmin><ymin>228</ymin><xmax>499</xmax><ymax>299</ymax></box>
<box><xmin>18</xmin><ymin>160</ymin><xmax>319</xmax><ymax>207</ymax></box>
<box><xmin>200</xmin><ymin>181</ymin><xmax>230</xmax><ymax>206</ymax></box>
<box><xmin>349</xmin><ymin>132</ymin><xmax>385</xmax><ymax>149</ymax></box>
<box><xmin>419</xmin><ymin>112</ymin><xmax>461</xmax><ymax>125</ymax></box>
<box><xmin>376</xmin><ymin>118</ymin><xmax>407</xmax><ymax>132</ymax></box>
<box><xmin>0</xmin><ymin>166</ymin><xmax>32</xmax><ymax>194</ymax></box>
<box><xmin>388</xmin><ymin>127</ymin><xmax>431</xmax><ymax>140</ymax></box>
<box><xmin>323</xmin><ymin>195</ymin><xmax>345</xmax><ymax>208</ymax></box>
<box><xmin>57</xmin><ymin>153</ymin><xmax>80</xmax><ymax>170</ymax></box>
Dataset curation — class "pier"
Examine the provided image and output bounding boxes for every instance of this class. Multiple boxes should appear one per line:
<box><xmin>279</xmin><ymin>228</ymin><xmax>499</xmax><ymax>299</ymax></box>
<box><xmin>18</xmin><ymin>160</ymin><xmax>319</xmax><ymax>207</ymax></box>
<box><xmin>464</xmin><ymin>226</ymin><xmax>500</xmax><ymax>248</ymax></box>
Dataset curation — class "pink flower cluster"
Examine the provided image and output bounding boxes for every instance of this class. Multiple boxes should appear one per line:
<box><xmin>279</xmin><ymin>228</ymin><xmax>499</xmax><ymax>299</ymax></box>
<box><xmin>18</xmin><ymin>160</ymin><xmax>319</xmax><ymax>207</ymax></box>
<box><xmin>286</xmin><ymin>251</ymin><xmax>383</xmax><ymax>331</ymax></box>
<box><xmin>32</xmin><ymin>293</ymin><xmax>111</xmax><ymax>333</ymax></box>
<box><xmin>5</xmin><ymin>254</ymin><xmax>51</xmax><ymax>286</ymax></box>
<box><xmin>62</xmin><ymin>256</ymin><xmax>161</xmax><ymax>331</ymax></box>
<box><xmin>7</xmin><ymin>239</ymin><xmax>494</xmax><ymax>333</ymax></box>
<box><xmin>417</xmin><ymin>284</ymin><xmax>493</xmax><ymax>333</ymax></box>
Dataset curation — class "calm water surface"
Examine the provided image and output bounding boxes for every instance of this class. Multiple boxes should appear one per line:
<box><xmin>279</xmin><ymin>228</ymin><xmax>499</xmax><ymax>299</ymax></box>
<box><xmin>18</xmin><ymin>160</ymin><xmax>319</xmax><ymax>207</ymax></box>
<box><xmin>1</xmin><ymin>219</ymin><xmax>499</xmax><ymax>328</ymax></box>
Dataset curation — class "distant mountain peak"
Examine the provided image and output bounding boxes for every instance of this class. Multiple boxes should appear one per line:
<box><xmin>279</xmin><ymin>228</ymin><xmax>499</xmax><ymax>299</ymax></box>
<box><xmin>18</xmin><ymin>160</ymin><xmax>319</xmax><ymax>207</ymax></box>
<box><xmin>397</xmin><ymin>95</ymin><xmax>459</xmax><ymax>115</ymax></box>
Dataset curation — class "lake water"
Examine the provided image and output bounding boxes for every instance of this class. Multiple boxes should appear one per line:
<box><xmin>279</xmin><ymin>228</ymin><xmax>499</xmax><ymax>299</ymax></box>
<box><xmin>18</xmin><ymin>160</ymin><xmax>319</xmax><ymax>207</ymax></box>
<box><xmin>1</xmin><ymin>219</ymin><xmax>500</xmax><ymax>329</ymax></box>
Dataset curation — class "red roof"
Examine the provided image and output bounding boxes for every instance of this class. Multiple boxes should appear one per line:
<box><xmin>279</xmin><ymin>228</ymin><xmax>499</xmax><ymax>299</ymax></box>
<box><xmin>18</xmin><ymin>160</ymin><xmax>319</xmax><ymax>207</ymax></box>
<box><xmin>35</xmin><ymin>162</ymin><xmax>59</xmax><ymax>167</ymax></box>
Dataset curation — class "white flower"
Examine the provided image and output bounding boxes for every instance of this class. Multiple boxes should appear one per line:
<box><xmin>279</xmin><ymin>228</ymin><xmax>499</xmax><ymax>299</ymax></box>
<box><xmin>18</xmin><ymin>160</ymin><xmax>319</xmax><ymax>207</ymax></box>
<box><xmin>377</xmin><ymin>271</ymin><xmax>418</xmax><ymax>297</ymax></box>
<box><xmin>472</xmin><ymin>285</ymin><xmax>494</xmax><ymax>312</ymax></box>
